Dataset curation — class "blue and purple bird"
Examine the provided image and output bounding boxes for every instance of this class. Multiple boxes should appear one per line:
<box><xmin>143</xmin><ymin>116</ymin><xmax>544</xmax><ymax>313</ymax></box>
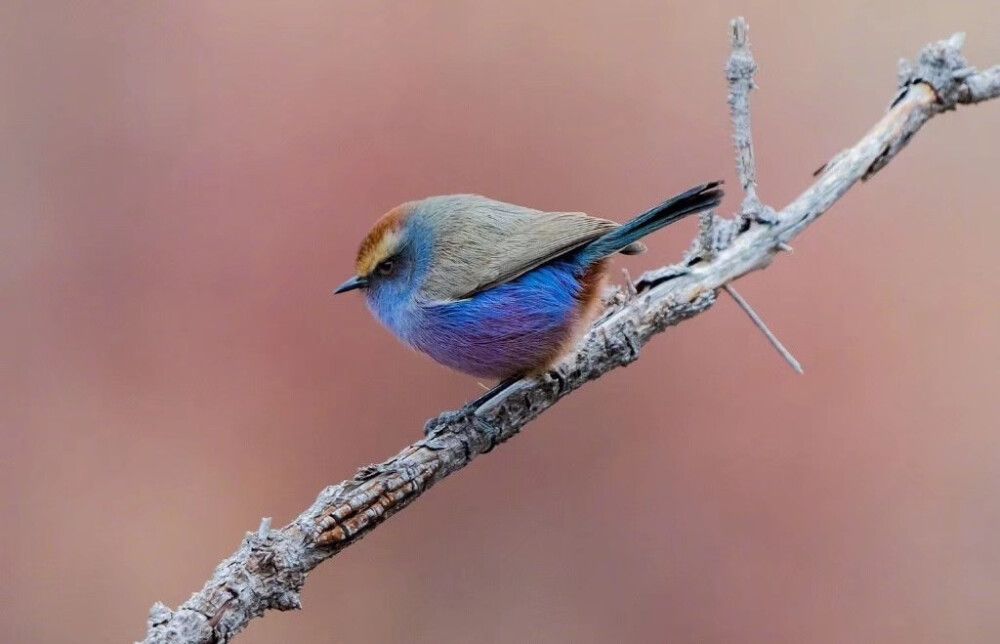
<box><xmin>335</xmin><ymin>181</ymin><xmax>723</xmax><ymax>387</ymax></box>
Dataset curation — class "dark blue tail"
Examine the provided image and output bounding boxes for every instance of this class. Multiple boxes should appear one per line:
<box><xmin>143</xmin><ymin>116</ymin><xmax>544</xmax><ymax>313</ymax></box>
<box><xmin>576</xmin><ymin>180</ymin><xmax>724</xmax><ymax>265</ymax></box>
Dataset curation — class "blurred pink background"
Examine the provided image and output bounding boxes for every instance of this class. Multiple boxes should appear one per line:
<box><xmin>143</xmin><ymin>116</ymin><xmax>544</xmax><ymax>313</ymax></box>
<box><xmin>3</xmin><ymin>2</ymin><xmax>1000</xmax><ymax>643</ymax></box>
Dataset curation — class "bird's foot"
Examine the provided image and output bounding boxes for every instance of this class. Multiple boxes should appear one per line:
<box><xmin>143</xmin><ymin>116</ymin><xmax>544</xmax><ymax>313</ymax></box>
<box><xmin>474</xmin><ymin>415</ymin><xmax>506</xmax><ymax>453</ymax></box>
<box><xmin>423</xmin><ymin>405</ymin><xmax>503</xmax><ymax>454</ymax></box>
<box><xmin>424</xmin><ymin>375</ymin><xmax>520</xmax><ymax>439</ymax></box>
<box><xmin>423</xmin><ymin>375</ymin><xmax>527</xmax><ymax>455</ymax></box>
<box><xmin>423</xmin><ymin>405</ymin><xmax>475</xmax><ymax>439</ymax></box>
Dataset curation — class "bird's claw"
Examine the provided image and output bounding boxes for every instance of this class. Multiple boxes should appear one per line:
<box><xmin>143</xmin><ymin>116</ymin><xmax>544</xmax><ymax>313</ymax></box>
<box><xmin>422</xmin><ymin>406</ymin><xmax>503</xmax><ymax>455</ymax></box>
<box><xmin>474</xmin><ymin>416</ymin><xmax>503</xmax><ymax>453</ymax></box>
<box><xmin>423</xmin><ymin>405</ymin><xmax>475</xmax><ymax>438</ymax></box>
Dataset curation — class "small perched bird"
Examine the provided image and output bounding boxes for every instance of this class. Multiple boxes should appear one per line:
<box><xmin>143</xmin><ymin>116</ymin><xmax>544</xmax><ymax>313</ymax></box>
<box><xmin>335</xmin><ymin>181</ymin><xmax>723</xmax><ymax>391</ymax></box>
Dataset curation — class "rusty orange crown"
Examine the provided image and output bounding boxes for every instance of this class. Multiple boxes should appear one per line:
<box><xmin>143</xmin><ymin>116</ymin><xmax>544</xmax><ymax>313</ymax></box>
<box><xmin>354</xmin><ymin>203</ymin><xmax>413</xmax><ymax>276</ymax></box>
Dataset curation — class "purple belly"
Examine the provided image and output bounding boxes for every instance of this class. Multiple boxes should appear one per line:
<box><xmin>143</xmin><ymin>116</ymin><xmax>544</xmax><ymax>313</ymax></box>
<box><xmin>411</xmin><ymin>263</ymin><xmax>585</xmax><ymax>379</ymax></box>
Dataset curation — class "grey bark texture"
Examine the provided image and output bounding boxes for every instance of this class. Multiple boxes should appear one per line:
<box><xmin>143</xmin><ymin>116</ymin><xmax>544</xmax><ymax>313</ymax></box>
<box><xmin>139</xmin><ymin>19</ymin><xmax>1000</xmax><ymax>644</ymax></box>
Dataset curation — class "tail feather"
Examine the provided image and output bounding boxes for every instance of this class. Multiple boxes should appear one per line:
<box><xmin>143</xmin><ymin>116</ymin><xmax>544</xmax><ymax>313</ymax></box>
<box><xmin>577</xmin><ymin>180</ymin><xmax>724</xmax><ymax>264</ymax></box>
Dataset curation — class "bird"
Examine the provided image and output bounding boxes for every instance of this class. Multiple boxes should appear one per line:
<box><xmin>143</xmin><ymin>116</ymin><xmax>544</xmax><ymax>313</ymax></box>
<box><xmin>334</xmin><ymin>180</ymin><xmax>724</xmax><ymax>404</ymax></box>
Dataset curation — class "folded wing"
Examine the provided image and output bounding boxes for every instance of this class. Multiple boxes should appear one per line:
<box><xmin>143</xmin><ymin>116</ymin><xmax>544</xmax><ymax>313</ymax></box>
<box><xmin>414</xmin><ymin>195</ymin><xmax>626</xmax><ymax>301</ymax></box>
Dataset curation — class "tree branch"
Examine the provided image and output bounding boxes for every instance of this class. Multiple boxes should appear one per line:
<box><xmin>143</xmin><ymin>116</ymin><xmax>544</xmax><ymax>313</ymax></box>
<box><xmin>139</xmin><ymin>20</ymin><xmax>1000</xmax><ymax>644</ymax></box>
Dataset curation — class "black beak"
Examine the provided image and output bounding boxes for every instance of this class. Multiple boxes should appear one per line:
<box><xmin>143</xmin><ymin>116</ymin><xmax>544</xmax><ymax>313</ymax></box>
<box><xmin>333</xmin><ymin>275</ymin><xmax>367</xmax><ymax>294</ymax></box>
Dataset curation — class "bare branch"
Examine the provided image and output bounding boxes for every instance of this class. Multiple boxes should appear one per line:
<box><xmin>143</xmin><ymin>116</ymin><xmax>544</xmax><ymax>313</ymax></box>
<box><xmin>138</xmin><ymin>24</ymin><xmax>1000</xmax><ymax>644</ymax></box>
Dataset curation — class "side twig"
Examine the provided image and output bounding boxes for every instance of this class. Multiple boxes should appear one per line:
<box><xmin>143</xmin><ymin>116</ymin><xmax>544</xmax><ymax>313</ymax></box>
<box><xmin>727</xmin><ymin>18</ymin><xmax>766</xmax><ymax>221</ymax></box>
<box><xmin>139</xmin><ymin>21</ymin><xmax>1000</xmax><ymax>644</ymax></box>
<box><xmin>723</xmin><ymin>283</ymin><xmax>803</xmax><ymax>374</ymax></box>
<box><xmin>720</xmin><ymin>17</ymin><xmax>797</xmax><ymax>372</ymax></box>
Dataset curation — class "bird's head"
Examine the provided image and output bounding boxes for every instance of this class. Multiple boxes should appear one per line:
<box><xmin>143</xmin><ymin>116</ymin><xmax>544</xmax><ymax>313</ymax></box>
<box><xmin>334</xmin><ymin>202</ymin><xmax>430</xmax><ymax>320</ymax></box>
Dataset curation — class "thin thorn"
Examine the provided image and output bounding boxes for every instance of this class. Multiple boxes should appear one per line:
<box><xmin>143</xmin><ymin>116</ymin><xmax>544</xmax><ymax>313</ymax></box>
<box><xmin>257</xmin><ymin>517</ymin><xmax>272</xmax><ymax>539</ymax></box>
<box><xmin>777</xmin><ymin>242</ymin><xmax>794</xmax><ymax>252</ymax></box>
<box><xmin>723</xmin><ymin>284</ymin><xmax>803</xmax><ymax>374</ymax></box>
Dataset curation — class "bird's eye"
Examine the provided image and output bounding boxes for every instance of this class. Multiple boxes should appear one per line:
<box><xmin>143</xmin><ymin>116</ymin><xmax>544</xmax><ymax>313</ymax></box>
<box><xmin>376</xmin><ymin>258</ymin><xmax>395</xmax><ymax>276</ymax></box>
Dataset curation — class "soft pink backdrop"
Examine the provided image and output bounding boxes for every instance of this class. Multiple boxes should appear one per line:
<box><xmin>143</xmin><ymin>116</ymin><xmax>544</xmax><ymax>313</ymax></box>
<box><xmin>3</xmin><ymin>2</ymin><xmax>999</xmax><ymax>643</ymax></box>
